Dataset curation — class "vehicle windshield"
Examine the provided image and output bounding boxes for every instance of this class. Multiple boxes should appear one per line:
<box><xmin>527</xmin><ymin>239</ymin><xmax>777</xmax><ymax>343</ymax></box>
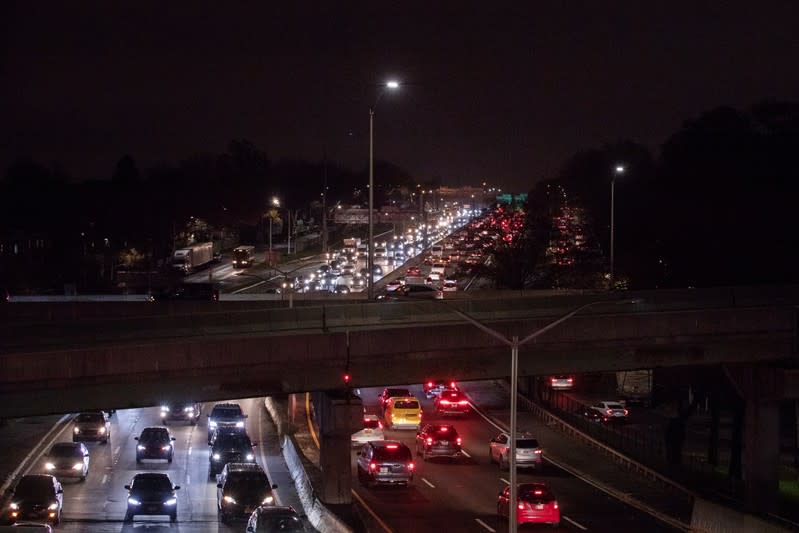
<box><xmin>259</xmin><ymin>515</ymin><xmax>304</xmax><ymax>532</ymax></box>
<box><xmin>15</xmin><ymin>477</ymin><xmax>53</xmax><ymax>497</ymax></box>
<box><xmin>374</xmin><ymin>446</ymin><xmax>412</xmax><ymax>461</ymax></box>
<box><xmin>50</xmin><ymin>445</ymin><xmax>82</xmax><ymax>458</ymax></box>
<box><xmin>227</xmin><ymin>475</ymin><xmax>268</xmax><ymax>492</ymax></box>
<box><xmin>605</xmin><ymin>403</ymin><xmax>624</xmax><ymax>409</ymax></box>
<box><xmin>76</xmin><ymin>413</ymin><xmax>103</xmax><ymax>423</ymax></box>
<box><xmin>215</xmin><ymin>434</ymin><xmax>252</xmax><ymax>448</ymax></box>
<box><xmin>132</xmin><ymin>476</ymin><xmax>173</xmax><ymax>492</ymax></box>
<box><xmin>140</xmin><ymin>429</ymin><xmax>168</xmax><ymax>441</ymax></box>
<box><xmin>393</xmin><ymin>400</ymin><xmax>420</xmax><ymax>410</ymax></box>
<box><xmin>517</xmin><ymin>438</ymin><xmax>540</xmax><ymax>449</ymax></box>
<box><xmin>212</xmin><ymin>407</ymin><xmax>242</xmax><ymax>419</ymax></box>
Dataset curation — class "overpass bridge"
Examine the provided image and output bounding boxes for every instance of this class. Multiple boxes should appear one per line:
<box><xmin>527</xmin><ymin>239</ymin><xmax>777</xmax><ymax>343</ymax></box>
<box><xmin>2</xmin><ymin>284</ymin><xmax>798</xmax><ymax>513</ymax></box>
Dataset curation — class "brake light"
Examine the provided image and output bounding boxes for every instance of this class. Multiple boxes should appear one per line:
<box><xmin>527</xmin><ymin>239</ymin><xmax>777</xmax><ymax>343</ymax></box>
<box><xmin>534</xmin><ymin>489</ymin><xmax>543</xmax><ymax>495</ymax></box>
<box><xmin>567</xmin><ymin>377</ymin><xmax>573</xmax><ymax>383</ymax></box>
<box><xmin>534</xmin><ymin>449</ymin><xmax>542</xmax><ymax>454</ymax></box>
<box><xmin>517</xmin><ymin>503</ymin><xmax>525</xmax><ymax>510</ymax></box>
<box><xmin>439</xmin><ymin>400</ymin><xmax>450</xmax><ymax>405</ymax></box>
<box><xmin>554</xmin><ymin>501</ymin><xmax>559</xmax><ymax>509</ymax></box>
<box><xmin>624</xmin><ymin>409</ymin><xmax>629</xmax><ymax>416</ymax></box>
<box><xmin>426</xmin><ymin>437</ymin><xmax>433</xmax><ymax>445</ymax></box>
<box><xmin>606</xmin><ymin>409</ymin><xmax>612</xmax><ymax>415</ymax></box>
<box><xmin>378</xmin><ymin>421</ymin><xmax>383</xmax><ymax>429</ymax></box>
<box><xmin>427</xmin><ymin>381</ymin><xmax>433</xmax><ymax>388</ymax></box>
<box><xmin>369</xmin><ymin>462</ymin><xmax>377</xmax><ymax>471</ymax></box>
<box><xmin>456</xmin><ymin>437</ymin><xmax>462</xmax><ymax>445</ymax></box>
<box><xmin>458</xmin><ymin>400</ymin><xmax>468</xmax><ymax>405</ymax></box>
<box><xmin>450</xmin><ymin>381</ymin><xmax>456</xmax><ymax>388</ymax></box>
<box><xmin>440</xmin><ymin>426</ymin><xmax>448</xmax><ymax>432</ymax></box>
<box><xmin>386</xmin><ymin>444</ymin><xmax>399</xmax><ymax>449</ymax></box>
<box><xmin>551</xmin><ymin>377</ymin><xmax>557</xmax><ymax>383</ymax></box>
<box><xmin>407</xmin><ymin>462</ymin><xmax>415</xmax><ymax>471</ymax></box>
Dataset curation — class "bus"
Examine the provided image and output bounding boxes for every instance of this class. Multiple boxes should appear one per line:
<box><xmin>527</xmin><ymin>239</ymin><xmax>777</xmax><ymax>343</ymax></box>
<box><xmin>232</xmin><ymin>245</ymin><xmax>256</xmax><ymax>268</ymax></box>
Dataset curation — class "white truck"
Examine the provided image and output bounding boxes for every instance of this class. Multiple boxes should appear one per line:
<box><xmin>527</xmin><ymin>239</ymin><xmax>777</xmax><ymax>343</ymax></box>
<box><xmin>171</xmin><ymin>242</ymin><xmax>214</xmax><ymax>274</ymax></box>
<box><xmin>616</xmin><ymin>370</ymin><xmax>653</xmax><ymax>406</ymax></box>
<box><xmin>343</xmin><ymin>238</ymin><xmax>361</xmax><ymax>255</ymax></box>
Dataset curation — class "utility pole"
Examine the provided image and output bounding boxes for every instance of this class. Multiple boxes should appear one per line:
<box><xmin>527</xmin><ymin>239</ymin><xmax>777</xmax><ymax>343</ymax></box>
<box><xmin>322</xmin><ymin>155</ymin><xmax>328</xmax><ymax>253</ymax></box>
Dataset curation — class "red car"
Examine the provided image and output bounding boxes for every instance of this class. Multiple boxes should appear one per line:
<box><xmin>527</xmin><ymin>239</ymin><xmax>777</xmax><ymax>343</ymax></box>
<box><xmin>423</xmin><ymin>380</ymin><xmax>457</xmax><ymax>398</ymax></box>
<box><xmin>406</xmin><ymin>266</ymin><xmax>421</xmax><ymax>277</ymax></box>
<box><xmin>497</xmin><ymin>483</ymin><xmax>560</xmax><ymax>527</ymax></box>
<box><xmin>434</xmin><ymin>389</ymin><xmax>470</xmax><ymax>415</ymax></box>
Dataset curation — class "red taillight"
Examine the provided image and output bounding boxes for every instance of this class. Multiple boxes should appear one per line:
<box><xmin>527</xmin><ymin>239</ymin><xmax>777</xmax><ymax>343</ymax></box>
<box><xmin>408</xmin><ymin>462</ymin><xmax>415</xmax><ymax>471</ymax></box>
<box><xmin>456</xmin><ymin>437</ymin><xmax>462</xmax><ymax>445</ymax></box>
<box><xmin>606</xmin><ymin>409</ymin><xmax>612</xmax><ymax>415</ymax></box>
<box><xmin>551</xmin><ymin>377</ymin><xmax>557</xmax><ymax>383</ymax></box>
<box><xmin>450</xmin><ymin>381</ymin><xmax>456</xmax><ymax>388</ymax></box>
<box><xmin>624</xmin><ymin>409</ymin><xmax>629</xmax><ymax>416</ymax></box>
<box><xmin>427</xmin><ymin>381</ymin><xmax>433</xmax><ymax>388</ymax></box>
<box><xmin>458</xmin><ymin>400</ymin><xmax>468</xmax><ymax>405</ymax></box>
<box><xmin>554</xmin><ymin>501</ymin><xmax>559</xmax><ymax>509</ymax></box>
<box><xmin>534</xmin><ymin>489</ymin><xmax>543</xmax><ymax>495</ymax></box>
<box><xmin>426</xmin><ymin>437</ymin><xmax>433</xmax><ymax>445</ymax></box>
<box><xmin>534</xmin><ymin>449</ymin><xmax>542</xmax><ymax>454</ymax></box>
<box><xmin>517</xmin><ymin>503</ymin><xmax>525</xmax><ymax>510</ymax></box>
<box><xmin>363</xmin><ymin>417</ymin><xmax>370</xmax><ymax>423</ymax></box>
<box><xmin>386</xmin><ymin>444</ymin><xmax>399</xmax><ymax>449</ymax></box>
<box><xmin>439</xmin><ymin>399</ymin><xmax>450</xmax><ymax>405</ymax></box>
<box><xmin>567</xmin><ymin>377</ymin><xmax>573</xmax><ymax>383</ymax></box>
<box><xmin>369</xmin><ymin>462</ymin><xmax>377</xmax><ymax>471</ymax></box>
<box><xmin>378</xmin><ymin>421</ymin><xmax>383</xmax><ymax>429</ymax></box>
<box><xmin>440</xmin><ymin>426</ymin><xmax>449</xmax><ymax>432</ymax></box>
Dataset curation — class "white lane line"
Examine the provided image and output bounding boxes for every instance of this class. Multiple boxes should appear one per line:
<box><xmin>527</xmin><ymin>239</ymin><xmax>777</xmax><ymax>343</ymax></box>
<box><xmin>188</xmin><ymin>446</ymin><xmax>192</xmax><ymax>456</ymax></box>
<box><xmin>461</xmin><ymin>449</ymin><xmax>471</xmax><ymax>458</ymax></box>
<box><xmin>500</xmin><ymin>477</ymin><xmax>509</xmax><ymax>485</ymax></box>
<box><xmin>113</xmin><ymin>446</ymin><xmax>120</xmax><ymax>457</ymax></box>
<box><xmin>421</xmin><ymin>477</ymin><xmax>435</xmax><ymax>488</ymax></box>
<box><xmin>186</xmin><ymin>474</ymin><xmax>191</xmax><ymax>486</ymax></box>
<box><xmin>475</xmin><ymin>518</ymin><xmax>496</xmax><ymax>532</ymax></box>
<box><xmin>563</xmin><ymin>515</ymin><xmax>588</xmax><ymax>530</ymax></box>
<box><xmin>101</xmin><ymin>474</ymin><xmax>108</xmax><ymax>485</ymax></box>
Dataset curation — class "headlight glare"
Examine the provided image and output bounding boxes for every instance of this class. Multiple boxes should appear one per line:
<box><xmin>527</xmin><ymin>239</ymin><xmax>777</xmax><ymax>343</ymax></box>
<box><xmin>73</xmin><ymin>427</ymin><xmax>80</xmax><ymax>434</ymax></box>
<box><xmin>128</xmin><ymin>497</ymin><xmax>140</xmax><ymax>505</ymax></box>
<box><xmin>164</xmin><ymin>498</ymin><xmax>177</xmax><ymax>506</ymax></box>
<box><xmin>98</xmin><ymin>427</ymin><xmax>107</xmax><ymax>434</ymax></box>
<box><xmin>72</xmin><ymin>462</ymin><xmax>84</xmax><ymax>470</ymax></box>
<box><xmin>209</xmin><ymin>421</ymin><xmax>217</xmax><ymax>428</ymax></box>
<box><xmin>161</xmin><ymin>445</ymin><xmax>171</xmax><ymax>451</ymax></box>
<box><xmin>48</xmin><ymin>503</ymin><xmax>58</xmax><ymax>510</ymax></box>
<box><xmin>45</xmin><ymin>463</ymin><xmax>55</xmax><ymax>470</ymax></box>
<box><xmin>161</xmin><ymin>406</ymin><xmax>169</xmax><ymax>412</ymax></box>
<box><xmin>245</xmin><ymin>453</ymin><xmax>254</xmax><ymax>461</ymax></box>
<box><xmin>223</xmin><ymin>495</ymin><xmax>236</xmax><ymax>504</ymax></box>
<box><xmin>212</xmin><ymin>453</ymin><xmax>221</xmax><ymax>460</ymax></box>
<box><xmin>10</xmin><ymin>503</ymin><xmax>19</xmax><ymax>510</ymax></box>
<box><xmin>137</xmin><ymin>445</ymin><xmax>146</xmax><ymax>451</ymax></box>
<box><xmin>262</xmin><ymin>496</ymin><xmax>274</xmax><ymax>504</ymax></box>
<box><xmin>235</xmin><ymin>421</ymin><xmax>244</xmax><ymax>428</ymax></box>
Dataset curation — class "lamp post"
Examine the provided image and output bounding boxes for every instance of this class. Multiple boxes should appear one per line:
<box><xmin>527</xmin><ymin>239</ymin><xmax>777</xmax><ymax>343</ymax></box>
<box><xmin>368</xmin><ymin>79</ymin><xmax>400</xmax><ymax>300</ymax></box>
<box><xmin>448</xmin><ymin>298</ymin><xmax>641</xmax><ymax>533</ymax></box>
<box><xmin>268</xmin><ymin>197</ymin><xmax>280</xmax><ymax>264</ymax></box>
<box><xmin>610</xmin><ymin>165</ymin><xmax>625</xmax><ymax>289</ymax></box>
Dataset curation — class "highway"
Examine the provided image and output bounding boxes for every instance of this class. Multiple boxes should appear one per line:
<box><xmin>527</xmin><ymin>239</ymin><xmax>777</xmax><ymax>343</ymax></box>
<box><xmin>350</xmin><ymin>384</ymin><xmax>684</xmax><ymax>533</ymax></box>
<box><xmin>8</xmin><ymin>398</ymin><xmax>311</xmax><ymax>532</ymax></box>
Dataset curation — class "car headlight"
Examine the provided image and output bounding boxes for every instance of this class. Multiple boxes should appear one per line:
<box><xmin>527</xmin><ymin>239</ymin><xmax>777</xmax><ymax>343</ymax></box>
<box><xmin>164</xmin><ymin>498</ymin><xmax>177</xmax><ymax>506</ymax></box>
<box><xmin>48</xmin><ymin>503</ymin><xmax>59</xmax><ymax>511</ymax></box>
<box><xmin>137</xmin><ymin>445</ymin><xmax>146</xmax><ymax>451</ymax></box>
<box><xmin>128</xmin><ymin>497</ymin><xmax>140</xmax><ymax>505</ymax></box>
<box><xmin>209</xmin><ymin>420</ymin><xmax>217</xmax><ymax>428</ymax></box>
<box><xmin>223</xmin><ymin>495</ymin><xmax>236</xmax><ymax>504</ymax></box>
<box><xmin>212</xmin><ymin>453</ymin><xmax>221</xmax><ymax>460</ymax></box>
<box><xmin>235</xmin><ymin>421</ymin><xmax>244</xmax><ymax>428</ymax></box>
<box><xmin>262</xmin><ymin>496</ymin><xmax>274</xmax><ymax>505</ymax></box>
<box><xmin>10</xmin><ymin>503</ymin><xmax>19</xmax><ymax>510</ymax></box>
<box><xmin>45</xmin><ymin>462</ymin><xmax>55</xmax><ymax>470</ymax></box>
<box><xmin>160</xmin><ymin>411</ymin><xmax>167</xmax><ymax>418</ymax></box>
<box><xmin>72</xmin><ymin>462</ymin><xmax>84</xmax><ymax>470</ymax></box>
<box><xmin>161</xmin><ymin>406</ymin><xmax>169</xmax><ymax>412</ymax></box>
<box><xmin>73</xmin><ymin>427</ymin><xmax>80</xmax><ymax>434</ymax></box>
<box><xmin>98</xmin><ymin>427</ymin><xmax>107</xmax><ymax>434</ymax></box>
<box><xmin>161</xmin><ymin>445</ymin><xmax>171</xmax><ymax>451</ymax></box>
<box><xmin>184</xmin><ymin>407</ymin><xmax>193</xmax><ymax>412</ymax></box>
<box><xmin>245</xmin><ymin>453</ymin><xmax>254</xmax><ymax>461</ymax></box>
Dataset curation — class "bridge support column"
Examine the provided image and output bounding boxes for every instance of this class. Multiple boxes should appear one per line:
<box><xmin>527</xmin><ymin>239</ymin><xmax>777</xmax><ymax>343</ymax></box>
<box><xmin>315</xmin><ymin>391</ymin><xmax>362</xmax><ymax>505</ymax></box>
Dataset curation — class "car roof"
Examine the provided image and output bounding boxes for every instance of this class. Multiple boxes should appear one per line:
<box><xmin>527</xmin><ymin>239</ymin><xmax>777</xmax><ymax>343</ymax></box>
<box><xmin>369</xmin><ymin>440</ymin><xmax>406</xmax><ymax>449</ymax></box>
<box><xmin>225</xmin><ymin>463</ymin><xmax>265</xmax><ymax>473</ymax></box>
<box><xmin>52</xmin><ymin>442</ymin><xmax>83</xmax><ymax>450</ymax></box>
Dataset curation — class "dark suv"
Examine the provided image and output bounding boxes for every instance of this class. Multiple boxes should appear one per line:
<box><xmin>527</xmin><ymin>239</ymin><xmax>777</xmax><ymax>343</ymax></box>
<box><xmin>160</xmin><ymin>401</ymin><xmax>201</xmax><ymax>425</ymax></box>
<box><xmin>124</xmin><ymin>473</ymin><xmax>180</xmax><ymax>523</ymax></box>
<box><xmin>7</xmin><ymin>474</ymin><xmax>63</xmax><ymax>525</ymax></box>
<box><xmin>378</xmin><ymin>387</ymin><xmax>411</xmax><ymax>414</ymax></box>
<box><xmin>415</xmin><ymin>424</ymin><xmax>462</xmax><ymax>461</ymax></box>
<box><xmin>356</xmin><ymin>441</ymin><xmax>414</xmax><ymax>487</ymax></box>
<box><xmin>216</xmin><ymin>463</ymin><xmax>277</xmax><ymax>523</ymax></box>
<box><xmin>210</xmin><ymin>432</ymin><xmax>257</xmax><ymax>476</ymax></box>
<box><xmin>135</xmin><ymin>427</ymin><xmax>176</xmax><ymax>463</ymax></box>
<box><xmin>207</xmin><ymin>403</ymin><xmax>247</xmax><ymax>444</ymax></box>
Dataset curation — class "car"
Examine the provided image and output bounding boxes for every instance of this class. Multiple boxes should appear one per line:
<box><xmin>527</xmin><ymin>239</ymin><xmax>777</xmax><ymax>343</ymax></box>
<box><xmin>488</xmin><ymin>432</ymin><xmax>543</xmax><ymax>470</ymax></box>
<box><xmin>245</xmin><ymin>505</ymin><xmax>305</xmax><ymax>532</ymax></box>
<box><xmin>210</xmin><ymin>432</ymin><xmax>257</xmax><ymax>476</ymax></box>
<box><xmin>135</xmin><ymin>427</ymin><xmax>176</xmax><ymax>463</ymax></box>
<box><xmin>356</xmin><ymin>441</ymin><xmax>414</xmax><ymax>487</ymax></box>
<box><xmin>442</xmin><ymin>279</ymin><xmax>458</xmax><ymax>292</ymax></box>
<box><xmin>315</xmin><ymin>264</ymin><xmax>330</xmax><ymax>275</ymax></box>
<box><xmin>549</xmin><ymin>375</ymin><xmax>574</xmax><ymax>390</ymax></box>
<box><xmin>161</xmin><ymin>401</ymin><xmax>201</xmax><ymax>425</ymax></box>
<box><xmin>575</xmin><ymin>407</ymin><xmax>609</xmax><ymax>423</ymax></box>
<box><xmin>497</xmin><ymin>483</ymin><xmax>560</xmax><ymax>527</ymax></box>
<box><xmin>372</xmin><ymin>265</ymin><xmax>383</xmax><ymax>276</ymax></box>
<box><xmin>351</xmin><ymin>414</ymin><xmax>385</xmax><ymax>447</ymax></box>
<box><xmin>207</xmin><ymin>403</ymin><xmax>247</xmax><ymax>443</ymax></box>
<box><xmin>0</xmin><ymin>523</ymin><xmax>53</xmax><ymax>532</ymax></box>
<box><xmin>217</xmin><ymin>463</ymin><xmax>278</xmax><ymax>523</ymax></box>
<box><xmin>384</xmin><ymin>278</ymin><xmax>404</xmax><ymax>292</ymax></box>
<box><xmin>378</xmin><ymin>387</ymin><xmax>412</xmax><ymax>412</ymax></box>
<box><xmin>7</xmin><ymin>475</ymin><xmax>63</xmax><ymax>525</ymax></box>
<box><xmin>423</xmin><ymin>379</ymin><xmax>457</xmax><ymax>398</ymax></box>
<box><xmin>43</xmin><ymin>442</ymin><xmax>90</xmax><ymax>481</ymax></box>
<box><xmin>383</xmin><ymin>396</ymin><xmax>422</xmax><ymax>430</ymax></box>
<box><xmin>398</xmin><ymin>284</ymin><xmax>443</xmax><ymax>300</ymax></box>
<box><xmin>434</xmin><ymin>388</ymin><xmax>470</xmax><ymax>415</ymax></box>
<box><xmin>154</xmin><ymin>282</ymin><xmax>219</xmax><ymax>301</ymax></box>
<box><xmin>124</xmin><ymin>472</ymin><xmax>180</xmax><ymax>523</ymax></box>
<box><xmin>406</xmin><ymin>266</ymin><xmax>421</xmax><ymax>277</ymax></box>
<box><xmin>331</xmin><ymin>284</ymin><xmax>350</xmax><ymax>294</ymax></box>
<box><xmin>72</xmin><ymin>411</ymin><xmax>110</xmax><ymax>444</ymax></box>
<box><xmin>415</xmin><ymin>424</ymin><xmax>462</xmax><ymax>461</ymax></box>
<box><xmin>590</xmin><ymin>401</ymin><xmax>628</xmax><ymax>421</ymax></box>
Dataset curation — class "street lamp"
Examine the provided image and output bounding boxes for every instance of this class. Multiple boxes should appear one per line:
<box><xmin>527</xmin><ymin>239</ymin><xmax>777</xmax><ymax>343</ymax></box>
<box><xmin>611</xmin><ymin>165</ymin><xmax>625</xmax><ymax>289</ymax></box>
<box><xmin>448</xmin><ymin>298</ymin><xmax>641</xmax><ymax>533</ymax></box>
<box><xmin>269</xmin><ymin>197</ymin><xmax>280</xmax><ymax>263</ymax></box>
<box><xmin>368</xmin><ymin>79</ymin><xmax>400</xmax><ymax>300</ymax></box>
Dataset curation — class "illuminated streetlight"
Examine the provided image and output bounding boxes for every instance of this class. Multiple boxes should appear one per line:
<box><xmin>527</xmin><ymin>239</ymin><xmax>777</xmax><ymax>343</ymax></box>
<box><xmin>611</xmin><ymin>165</ymin><xmax>625</xmax><ymax>288</ymax></box>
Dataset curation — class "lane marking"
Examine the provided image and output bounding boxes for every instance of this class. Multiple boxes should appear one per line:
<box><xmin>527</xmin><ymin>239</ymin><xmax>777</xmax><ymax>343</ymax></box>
<box><xmin>186</xmin><ymin>474</ymin><xmax>191</xmax><ymax>486</ymax></box>
<box><xmin>113</xmin><ymin>446</ymin><xmax>120</xmax><ymax>457</ymax></box>
<box><xmin>306</xmin><ymin>393</ymin><xmax>391</xmax><ymax>533</ymax></box>
<box><xmin>461</xmin><ymin>449</ymin><xmax>471</xmax><ymax>458</ymax></box>
<box><xmin>101</xmin><ymin>474</ymin><xmax>108</xmax><ymax>485</ymax></box>
<box><xmin>187</xmin><ymin>446</ymin><xmax>192</xmax><ymax>456</ymax></box>
<box><xmin>475</xmin><ymin>518</ymin><xmax>496</xmax><ymax>532</ymax></box>
<box><xmin>500</xmin><ymin>477</ymin><xmax>509</xmax><ymax>485</ymax></box>
<box><xmin>421</xmin><ymin>477</ymin><xmax>435</xmax><ymax>489</ymax></box>
<box><xmin>564</xmin><ymin>515</ymin><xmax>588</xmax><ymax>530</ymax></box>
<box><xmin>258</xmin><ymin>398</ymin><xmax>283</xmax><ymax>506</ymax></box>
<box><xmin>351</xmin><ymin>488</ymin><xmax>395</xmax><ymax>533</ymax></box>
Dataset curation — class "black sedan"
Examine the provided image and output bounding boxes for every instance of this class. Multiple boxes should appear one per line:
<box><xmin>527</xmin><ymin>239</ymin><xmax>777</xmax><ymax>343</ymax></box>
<box><xmin>124</xmin><ymin>473</ymin><xmax>180</xmax><ymax>523</ymax></box>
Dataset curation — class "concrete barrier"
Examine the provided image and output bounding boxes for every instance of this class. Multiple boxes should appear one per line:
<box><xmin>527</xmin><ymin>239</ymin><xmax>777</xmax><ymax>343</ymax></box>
<box><xmin>264</xmin><ymin>397</ymin><xmax>351</xmax><ymax>533</ymax></box>
<box><xmin>691</xmin><ymin>497</ymin><xmax>797</xmax><ymax>533</ymax></box>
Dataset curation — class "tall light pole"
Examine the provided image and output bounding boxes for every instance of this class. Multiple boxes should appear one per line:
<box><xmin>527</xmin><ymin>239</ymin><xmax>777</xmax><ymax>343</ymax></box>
<box><xmin>368</xmin><ymin>79</ymin><xmax>400</xmax><ymax>300</ymax></box>
<box><xmin>448</xmin><ymin>298</ymin><xmax>641</xmax><ymax>533</ymax></box>
<box><xmin>269</xmin><ymin>197</ymin><xmax>280</xmax><ymax>264</ymax></box>
<box><xmin>610</xmin><ymin>165</ymin><xmax>625</xmax><ymax>289</ymax></box>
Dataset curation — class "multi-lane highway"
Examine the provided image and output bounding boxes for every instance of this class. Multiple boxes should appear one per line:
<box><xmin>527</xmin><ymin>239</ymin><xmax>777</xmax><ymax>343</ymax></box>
<box><xmin>350</xmin><ymin>384</ymin><xmax>684</xmax><ymax>533</ymax></box>
<box><xmin>9</xmin><ymin>398</ymin><xmax>309</xmax><ymax>532</ymax></box>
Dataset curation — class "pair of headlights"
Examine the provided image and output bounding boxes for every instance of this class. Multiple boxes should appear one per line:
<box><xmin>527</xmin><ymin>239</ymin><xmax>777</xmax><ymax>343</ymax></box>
<box><xmin>128</xmin><ymin>497</ymin><xmax>176</xmax><ymax>506</ymax></box>
<box><xmin>45</xmin><ymin>462</ymin><xmax>83</xmax><ymax>471</ymax></box>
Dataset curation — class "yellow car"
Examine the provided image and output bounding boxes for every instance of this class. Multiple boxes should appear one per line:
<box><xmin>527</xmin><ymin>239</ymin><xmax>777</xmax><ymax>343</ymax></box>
<box><xmin>384</xmin><ymin>397</ymin><xmax>422</xmax><ymax>430</ymax></box>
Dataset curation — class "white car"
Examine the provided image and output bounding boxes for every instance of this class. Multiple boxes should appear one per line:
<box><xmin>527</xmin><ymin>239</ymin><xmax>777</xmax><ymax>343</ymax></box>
<box><xmin>548</xmin><ymin>375</ymin><xmax>574</xmax><ymax>390</ymax></box>
<box><xmin>442</xmin><ymin>280</ymin><xmax>457</xmax><ymax>292</ymax></box>
<box><xmin>590</xmin><ymin>401</ymin><xmax>628</xmax><ymax>420</ymax></box>
<box><xmin>351</xmin><ymin>415</ymin><xmax>384</xmax><ymax>447</ymax></box>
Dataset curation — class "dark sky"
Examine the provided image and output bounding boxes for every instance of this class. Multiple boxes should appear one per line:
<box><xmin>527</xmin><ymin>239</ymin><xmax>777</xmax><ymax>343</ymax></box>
<box><xmin>2</xmin><ymin>2</ymin><xmax>798</xmax><ymax>191</ymax></box>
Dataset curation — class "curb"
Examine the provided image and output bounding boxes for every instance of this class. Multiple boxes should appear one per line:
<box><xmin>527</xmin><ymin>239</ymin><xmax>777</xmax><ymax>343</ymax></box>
<box><xmin>264</xmin><ymin>397</ymin><xmax>352</xmax><ymax>533</ymax></box>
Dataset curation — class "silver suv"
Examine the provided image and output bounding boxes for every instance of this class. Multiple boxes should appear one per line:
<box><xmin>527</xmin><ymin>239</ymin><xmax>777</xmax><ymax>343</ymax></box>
<box><xmin>73</xmin><ymin>412</ymin><xmax>111</xmax><ymax>444</ymax></box>
<box><xmin>488</xmin><ymin>431</ymin><xmax>543</xmax><ymax>470</ymax></box>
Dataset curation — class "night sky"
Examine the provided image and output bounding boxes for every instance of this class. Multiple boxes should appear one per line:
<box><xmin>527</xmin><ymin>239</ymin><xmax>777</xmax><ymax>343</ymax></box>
<box><xmin>2</xmin><ymin>2</ymin><xmax>798</xmax><ymax>191</ymax></box>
